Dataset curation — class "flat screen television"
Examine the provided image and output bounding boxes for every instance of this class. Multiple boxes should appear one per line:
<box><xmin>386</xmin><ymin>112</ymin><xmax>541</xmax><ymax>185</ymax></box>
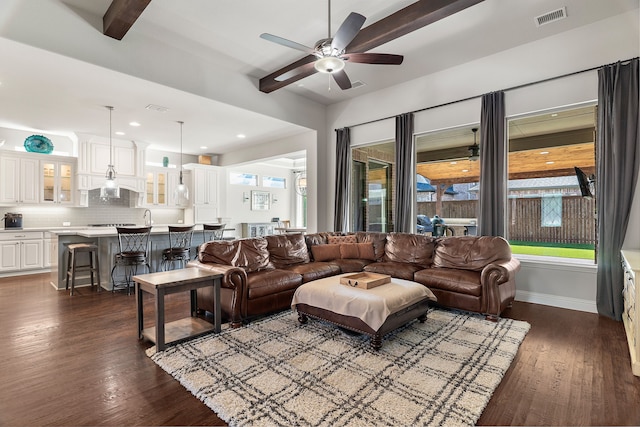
<box><xmin>574</xmin><ymin>166</ymin><xmax>595</xmax><ymax>199</ymax></box>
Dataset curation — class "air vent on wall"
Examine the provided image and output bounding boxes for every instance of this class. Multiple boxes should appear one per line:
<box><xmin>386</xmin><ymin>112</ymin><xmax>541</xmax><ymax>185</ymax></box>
<box><xmin>535</xmin><ymin>7</ymin><xmax>567</xmax><ymax>27</ymax></box>
<box><xmin>351</xmin><ymin>80</ymin><xmax>366</xmax><ymax>89</ymax></box>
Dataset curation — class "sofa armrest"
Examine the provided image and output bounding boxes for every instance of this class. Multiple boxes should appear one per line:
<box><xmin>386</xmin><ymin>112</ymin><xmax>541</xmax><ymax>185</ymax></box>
<box><xmin>187</xmin><ymin>260</ymin><xmax>247</xmax><ymax>327</ymax></box>
<box><xmin>480</xmin><ymin>257</ymin><xmax>521</xmax><ymax>319</ymax></box>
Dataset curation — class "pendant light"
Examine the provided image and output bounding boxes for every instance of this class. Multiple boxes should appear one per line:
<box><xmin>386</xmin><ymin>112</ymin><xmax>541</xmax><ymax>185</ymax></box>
<box><xmin>468</xmin><ymin>128</ymin><xmax>480</xmax><ymax>161</ymax></box>
<box><xmin>100</xmin><ymin>106</ymin><xmax>120</xmax><ymax>198</ymax></box>
<box><xmin>174</xmin><ymin>120</ymin><xmax>189</xmax><ymax>205</ymax></box>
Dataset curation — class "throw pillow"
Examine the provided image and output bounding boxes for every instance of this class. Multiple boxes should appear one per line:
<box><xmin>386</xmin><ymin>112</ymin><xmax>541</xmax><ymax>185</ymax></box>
<box><xmin>328</xmin><ymin>234</ymin><xmax>357</xmax><ymax>244</ymax></box>
<box><xmin>339</xmin><ymin>242</ymin><xmax>376</xmax><ymax>260</ymax></box>
<box><xmin>310</xmin><ymin>244</ymin><xmax>341</xmax><ymax>261</ymax></box>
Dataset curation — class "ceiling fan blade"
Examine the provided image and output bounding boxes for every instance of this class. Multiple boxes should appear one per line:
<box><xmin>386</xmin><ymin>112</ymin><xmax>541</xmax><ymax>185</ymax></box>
<box><xmin>275</xmin><ymin>61</ymin><xmax>317</xmax><ymax>82</ymax></box>
<box><xmin>331</xmin><ymin>12</ymin><xmax>366</xmax><ymax>52</ymax></box>
<box><xmin>332</xmin><ymin>69</ymin><xmax>352</xmax><ymax>90</ymax></box>
<box><xmin>342</xmin><ymin>53</ymin><xmax>404</xmax><ymax>65</ymax></box>
<box><xmin>260</xmin><ymin>33</ymin><xmax>316</xmax><ymax>55</ymax></box>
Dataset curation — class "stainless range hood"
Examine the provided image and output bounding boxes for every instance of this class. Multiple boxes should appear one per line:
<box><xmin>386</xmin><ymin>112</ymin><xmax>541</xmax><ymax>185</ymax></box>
<box><xmin>88</xmin><ymin>188</ymin><xmax>136</xmax><ymax>207</ymax></box>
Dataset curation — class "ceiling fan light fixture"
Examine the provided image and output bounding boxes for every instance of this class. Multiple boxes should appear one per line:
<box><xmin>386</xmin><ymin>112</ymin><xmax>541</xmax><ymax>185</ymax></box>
<box><xmin>314</xmin><ymin>56</ymin><xmax>345</xmax><ymax>74</ymax></box>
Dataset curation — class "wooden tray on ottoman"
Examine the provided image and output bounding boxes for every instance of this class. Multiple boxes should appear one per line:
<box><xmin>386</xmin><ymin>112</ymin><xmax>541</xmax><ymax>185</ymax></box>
<box><xmin>340</xmin><ymin>272</ymin><xmax>390</xmax><ymax>289</ymax></box>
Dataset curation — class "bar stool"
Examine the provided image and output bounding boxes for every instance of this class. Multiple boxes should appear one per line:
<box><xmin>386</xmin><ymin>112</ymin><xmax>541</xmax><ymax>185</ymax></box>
<box><xmin>203</xmin><ymin>223</ymin><xmax>226</xmax><ymax>241</ymax></box>
<box><xmin>65</xmin><ymin>243</ymin><xmax>101</xmax><ymax>296</ymax></box>
<box><xmin>160</xmin><ymin>225</ymin><xmax>195</xmax><ymax>271</ymax></box>
<box><xmin>111</xmin><ymin>226</ymin><xmax>152</xmax><ymax>295</ymax></box>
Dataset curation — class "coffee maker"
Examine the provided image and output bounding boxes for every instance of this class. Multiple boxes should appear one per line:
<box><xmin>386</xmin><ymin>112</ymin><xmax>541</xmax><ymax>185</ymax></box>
<box><xmin>3</xmin><ymin>213</ymin><xmax>23</xmax><ymax>229</ymax></box>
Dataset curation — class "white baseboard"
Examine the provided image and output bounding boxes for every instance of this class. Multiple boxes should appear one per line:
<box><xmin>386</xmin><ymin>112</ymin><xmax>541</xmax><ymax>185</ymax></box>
<box><xmin>515</xmin><ymin>290</ymin><xmax>597</xmax><ymax>313</ymax></box>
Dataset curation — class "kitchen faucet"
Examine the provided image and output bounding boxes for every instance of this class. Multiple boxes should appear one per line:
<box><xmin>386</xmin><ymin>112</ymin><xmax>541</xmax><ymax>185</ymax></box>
<box><xmin>143</xmin><ymin>209</ymin><xmax>152</xmax><ymax>226</ymax></box>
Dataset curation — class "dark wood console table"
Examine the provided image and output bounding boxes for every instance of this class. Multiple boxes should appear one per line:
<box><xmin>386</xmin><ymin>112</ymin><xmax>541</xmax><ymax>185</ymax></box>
<box><xmin>134</xmin><ymin>268</ymin><xmax>222</xmax><ymax>351</ymax></box>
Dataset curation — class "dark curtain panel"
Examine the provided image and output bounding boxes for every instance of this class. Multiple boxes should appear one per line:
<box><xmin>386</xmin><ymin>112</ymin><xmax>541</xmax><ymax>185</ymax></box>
<box><xmin>596</xmin><ymin>59</ymin><xmax>640</xmax><ymax>320</ymax></box>
<box><xmin>334</xmin><ymin>127</ymin><xmax>351</xmax><ymax>232</ymax></box>
<box><xmin>478</xmin><ymin>91</ymin><xmax>506</xmax><ymax>237</ymax></box>
<box><xmin>395</xmin><ymin>113</ymin><xmax>414</xmax><ymax>233</ymax></box>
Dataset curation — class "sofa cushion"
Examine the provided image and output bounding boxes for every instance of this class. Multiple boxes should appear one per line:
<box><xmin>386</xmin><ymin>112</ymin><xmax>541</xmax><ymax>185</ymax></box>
<box><xmin>329</xmin><ymin>258</ymin><xmax>374</xmax><ymax>273</ymax></box>
<box><xmin>433</xmin><ymin>236</ymin><xmax>511</xmax><ymax>271</ymax></box>
<box><xmin>328</xmin><ymin>234</ymin><xmax>357</xmax><ymax>244</ymax></box>
<box><xmin>356</xmin><ymin>232</ymin><xmax>387</xmax><ymax>260</ymax></box>
<box><xmin>199</xmin><ymin>240</ymin><xmax>240</xmax><ymax>265</ymax></box>
<box><xmin>246</xmin><ymin>269</ymin><xmax>302</xmax><ymax>299</ymax></box>
<box><xmin>236</xmin><ymin>238</ymin><xmax>272</xmax><ymax>272</ymax></box>
<box><xmin>414</xmin><ymin>268</ymin><xmax>482</xmax><ymax>297</ymax></box>
<box><xmin>339</xmin><ymin>242</ymin><xmax>376</xmax><ymax>260</ymax></box>
<box><xmin>364</xmin><ymin>261</ymin><xmax>423</xmax><ymax>281</ymax></box>
<box><xmin>305</xmin><ymin>232</ymin><xmax>342</xmax><ymax>261</ymax></box>
<box><xmin>281</xmin><ymin>262</ymin><xmax>341</xmax><ymax>283</ymax></box>
<box><xmin>310</xmin><ymin>244</ymin><xmax>341</xmax><ymax>261</ymax></box>
<box><xmin>383</xmin><ymin>233</ymin><xmax>437</xmax><ymax>267</ymax></box>
<box><xmin>266</xmin><ymin>234</ymin><xmax>310</xmax><ymax>268</ymax></box>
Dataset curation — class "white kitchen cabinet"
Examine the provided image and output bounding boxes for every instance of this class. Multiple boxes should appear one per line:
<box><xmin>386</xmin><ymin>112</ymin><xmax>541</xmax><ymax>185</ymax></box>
<box><xmin>90</xmin><ymin>143</ymin><xmax>136</xmax><ymax>176</ymax></box>
<box><xmin>41</xmin><ymin>160</ymin><xmax>74</xmax><ymax>204</ymax></box>
<box><xmin>0</xmin><ymin>232</ymin><xmax>44</xmax><ymax>272</ymax></box>
<box><xmin>43</xmin><ymin>233</ymin><xmax>52</xmax><ymax>268</ymax></box>
<box><xmin>193</xmin><ymin>167</ymin><xmax>218</xmax><ymax>206</ymax></box>
<box><xmin>144</xmin><ymin>170</ymin><xmax>168</xmax><ymax>206</ymax></box>
<box><xmin>0</xmin><ymin>155</ymin><xmax>40</xmax><ymax>205</ymax></box>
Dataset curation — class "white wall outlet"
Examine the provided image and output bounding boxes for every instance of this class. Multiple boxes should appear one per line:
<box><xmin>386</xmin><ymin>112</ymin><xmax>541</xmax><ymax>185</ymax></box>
<box><xmin>63</xmin><ymin>221</ymin><xmax>71</xmax><ymax>226</ymax></box>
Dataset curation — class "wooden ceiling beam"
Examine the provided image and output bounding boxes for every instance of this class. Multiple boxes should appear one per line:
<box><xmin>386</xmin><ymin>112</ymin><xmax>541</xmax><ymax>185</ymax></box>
<box><xmin>259</xmin><ymin>0</ymin><xmax>484</xmax><ymax>93</ymax></box>
<box><xmin>103</xmin><ymin>0</ymin><xmax>152</xmax><ymax>40</ymax></box>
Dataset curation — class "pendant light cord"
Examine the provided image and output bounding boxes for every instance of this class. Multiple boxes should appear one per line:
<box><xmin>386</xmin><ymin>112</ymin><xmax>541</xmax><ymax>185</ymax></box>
<box><xmin>107</xmin><ymin>106</ymin><xmax>114</xmax><ymax>166</ymax></box>
<box><xmin>178</xmin><ymin>121</ymin><xmax>184</xmax><ymax>174</ymax></box>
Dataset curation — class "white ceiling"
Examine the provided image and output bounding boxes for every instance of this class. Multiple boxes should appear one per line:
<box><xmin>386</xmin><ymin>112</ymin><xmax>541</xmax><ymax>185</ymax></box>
<box><xmin>0</xmin><ymin>0</ymin><xmax>636</xmax><ymax>157</ymax></box>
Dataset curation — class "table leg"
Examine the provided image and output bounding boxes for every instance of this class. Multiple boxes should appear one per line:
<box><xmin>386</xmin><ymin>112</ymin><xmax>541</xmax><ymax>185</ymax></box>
<box><xmin>214</xmin><ymin>277</ymin><xmax>221</xmax><ymax>333</ymax></box>
<box><xmin>136</xmin><ymin>281</ymin><xmax>143</xmax><ymax>340</ymax></box>
<box><xmin>156</xmin><ymin>288</ymin><xmax>166</xmax><ymax>351</ymax></box>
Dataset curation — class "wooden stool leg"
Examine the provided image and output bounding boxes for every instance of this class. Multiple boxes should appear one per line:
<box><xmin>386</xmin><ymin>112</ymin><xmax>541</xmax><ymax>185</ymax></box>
<box><xmin>65</xmin><ymin>250</ymin><xmax>71</xmax><ymax>291</ymax></box>
<box><xmin>95</xmin><ymin>250</ymin><xmax>101</xmax><ymax>292</ymax></box>
<box><xmin>70</xmin><ymin>251</ymin><xmax>76</xmax><ymax>296</ymax></box>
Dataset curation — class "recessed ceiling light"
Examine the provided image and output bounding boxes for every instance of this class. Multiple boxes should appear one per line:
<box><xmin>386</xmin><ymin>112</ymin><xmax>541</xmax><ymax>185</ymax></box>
<box><xmin>450</xmin><ymin>161</ymin><xmax>457</xmax><ymax>165</ymax></box>
<box><xmin>200</xmin><ymin>146</ymin><xmax>208</xmax><ymax>149</ymax></box>
<box><xmin>237</xmin><ymin>134</ymin><xmax>246</xmax><ymax>139</ymax></box>
<box><xmin>115</xmin><ymin>131</ymin><xmax>125</xmax><ymax>136</ymax></box>
<box><xmin>462</xmin><ymin>169</ymin><xmax>469</xmax><ymax>173</ymax></box>
<box><xmin>540</xmin><ymin>151</ymin><xmax>549</xmax><ymax>155</ymax></box>
<box><xmin>551</xmin><ymin>113</ymin><xmax>558</xmax><ymax>117</ymax></box>
<box><xmin>546</xmin><ymin>161</ymin><xmax>555</xmax><ymax>164</ymax></box>
<box><xmin>129</xmin><ymin>122</ymin><xmax>141</xmax><ymax>127</ymax></box>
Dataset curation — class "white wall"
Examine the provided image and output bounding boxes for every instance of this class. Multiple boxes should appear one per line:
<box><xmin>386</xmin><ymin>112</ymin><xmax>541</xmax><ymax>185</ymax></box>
<box><xmin>219</xmin><ymin>131</ymin><xmax>317</xmax><ymax>233</ymax></box>
<box><xmin>325</xmin><ymin>9</ymin><xmax>640</xmax><ymax>313</ymax></box>
<box><xmin>221</xmin><ymin>164</ymin><xmax>295</xmax><ymax>238</ymax></box>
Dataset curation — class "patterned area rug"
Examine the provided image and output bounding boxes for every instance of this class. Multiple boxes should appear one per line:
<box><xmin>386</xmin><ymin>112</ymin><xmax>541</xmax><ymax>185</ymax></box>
<box><xmin>147</xmin><ymin>308</ymin><xmax>530</xmax><ymax>427</ymax></box>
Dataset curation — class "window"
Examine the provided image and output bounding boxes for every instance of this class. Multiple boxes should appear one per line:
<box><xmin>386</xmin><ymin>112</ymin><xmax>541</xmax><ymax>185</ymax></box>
<box><xmin>350</xmin><ymin>141</ymin><xmax>395</xmax><ymax>232</ymax></box>
<box><xmin>229</xmin><ymin>172</ymin><xmax>257</xmax><ymax>186</ymax></box>
<box><xmin>414</xmin><ymin>126</ymin><xmax>480</xmax><ymax>236</ymax></box>
<box><xmin>507</xmin><ymin>105</ymin><xmax>596</xmax><ymax>260</ymax></box>
<box><xmin>262</xmin><ymin>176</ymin><xmax>286</xmax><ymax>189</ymax></box>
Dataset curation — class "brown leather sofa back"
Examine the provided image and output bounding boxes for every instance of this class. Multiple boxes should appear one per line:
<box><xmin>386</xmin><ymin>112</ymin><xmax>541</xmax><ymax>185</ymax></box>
<box><xmin>355</xmin><ymin>232</ymin><xmax>387</xmax><ymax>261</ymax></box>
<box><xmin>433</xmin><ymin>236</ymin><xmax>512</xmax><ymax>271</ymax></box>
<box><xmin>383</xmin><ymin>232</ymin><xmax>437</xmax><ymax>267</ymax></box>
<box><xmin>265</xmin><ymin>234</ymin><xmax>310</xmax><ymax>269</ymax></box>
<box><xmin>199</xmin><ymin>238</ymin><xmax>271</xmax><ymax>272</ymax></box>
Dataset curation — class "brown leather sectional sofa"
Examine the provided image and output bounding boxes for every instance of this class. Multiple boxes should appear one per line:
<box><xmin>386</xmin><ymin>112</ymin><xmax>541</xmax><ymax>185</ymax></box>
<box><xmin>188</xmin><ymin>232</ymin><xmax>520</xmax><ymax>328</ymax></box>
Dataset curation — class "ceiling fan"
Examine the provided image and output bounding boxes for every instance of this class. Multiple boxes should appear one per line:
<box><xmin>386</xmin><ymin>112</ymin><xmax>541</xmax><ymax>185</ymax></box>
<box><xmin>259</xmin><ymin>1</ymin><xmax>403</xmax><ymax>90</ymax></box>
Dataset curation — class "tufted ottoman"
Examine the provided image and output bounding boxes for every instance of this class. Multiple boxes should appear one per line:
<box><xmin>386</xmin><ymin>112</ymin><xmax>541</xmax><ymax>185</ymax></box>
<box><xmin>291</xmin><ymin>273</ymin><xmax>437</xmax><ymax>349</ymax></box>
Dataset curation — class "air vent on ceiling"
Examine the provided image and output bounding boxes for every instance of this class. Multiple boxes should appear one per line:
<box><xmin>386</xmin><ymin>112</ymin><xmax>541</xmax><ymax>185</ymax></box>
<box><xmin>145</xmin><ymin>104</ymin><xmax>169</xmax><ymax>112</ymax></box>
<box><xmin>535</xmin><ymin>7</ymin><xmax>567</xmax><ymax>27</ymax></box>
<box><xmin>351</xmin><ymin>80</ymin><xmax>366</xmax><ymax>89</ymax></box>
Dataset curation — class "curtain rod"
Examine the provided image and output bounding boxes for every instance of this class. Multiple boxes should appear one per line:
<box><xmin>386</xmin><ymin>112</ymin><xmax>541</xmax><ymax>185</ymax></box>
<box><xmin>337</xmin><ymin>56</ymin><xmax>639</xmax><ymax>131</ymax></box>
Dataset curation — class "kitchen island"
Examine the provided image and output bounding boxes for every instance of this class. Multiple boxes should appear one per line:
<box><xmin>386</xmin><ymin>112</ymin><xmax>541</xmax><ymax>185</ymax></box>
<box><xmin>49</xmin><ymin>225</ymin><xmax>228</xmax><ymax>291</ymax></box>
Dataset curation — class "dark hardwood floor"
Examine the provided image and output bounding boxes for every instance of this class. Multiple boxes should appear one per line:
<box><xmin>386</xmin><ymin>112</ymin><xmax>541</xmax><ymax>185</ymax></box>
<box><xmin>0</xmin><ymin>273</ymin><xmax>639</xmax><ymax>426</ymax></box>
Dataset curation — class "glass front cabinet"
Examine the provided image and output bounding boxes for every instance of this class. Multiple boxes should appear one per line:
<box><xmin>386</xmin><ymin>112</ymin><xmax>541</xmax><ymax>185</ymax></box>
<box><xmin>41</xmin><ymin>161</ymin><xmax>73</xmax><ymax>204</ymax></box>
